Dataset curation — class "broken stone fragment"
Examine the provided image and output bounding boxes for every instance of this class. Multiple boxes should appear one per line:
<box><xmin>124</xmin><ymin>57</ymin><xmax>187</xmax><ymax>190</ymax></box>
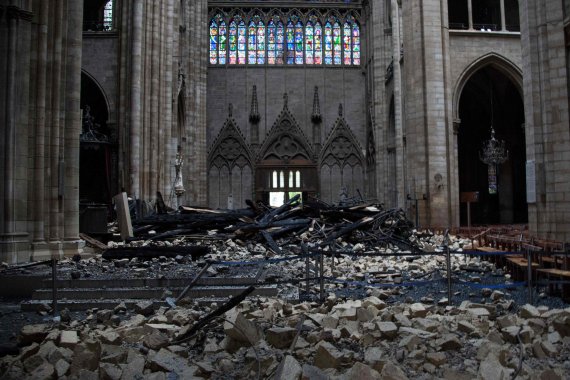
<box><xmin>519</xmin><ymin>304</ymin><xmax>541</xmax><ymax>319</ymax></box>
<box><xmin>99</xmin><ymin>362</ymin><xmax>122</xmax><ymax>380</ymax></box>
<box><xmin>19</xmin><ymin>324</ymin><xmax>49</xmax><ymax>345</ymax></box>
<box><xmin>380</xmin><ymin>361</ymin><xmax>409</xmax><ymax>380</ymax></box>
<box><xmin>55</xmin><ymin>359</ymin><xmax>70</xmax><ymax>377</ymax></box>
<box><xmin>224</xmin><ymin>311</ymin><xmax>262</xmax><ymax>344</ymax></box>
<box><xmin>274</xmin><ymin>355</ymin><xmax>302</xmax><ymax>380</ymax></box>
<box><xmin>376</xmin><ymin>321</ymin><xmax>398</xmax><ymax>339</ymax></box>
<box><xmin>342</xmin><ymin>361</ymin><xmax>381</xmax><ymax>379</ymax></box>
<box><xmin>99</xmin><ymin>331</ymin><xmax>121</xmax><ymax>345</ymax></box>
<box><xmin>301</xmin><ymin>364</ymin><xmax>329</xmax><ymax>380</ymax></box>
<box><xmin>436</xmin><ymin>334</ymin><xmax>462</xmax><ymax>351</ymax></box>
<box><xmin>313</xmin><ymin>341</ymin><xmax>343</xmax><ymax>369</ymax></box>
<box><xmin>134</xmin><ymin>300</ymin><xmax>154</xmax><ymax>316</ymax></box>
<box><xmin>426</xmin><ymin>352</ymin><xmax>446</xmax><ymax>367</ymax></box>
<box><xmin>478</xmin><ymin>352</ymin><xmax>513</xmax><ymax>380</ymax></box>
<box><xmin>143</xmin><ymin>331</ymin><xmax>169</xmax><ymax>350</ymax></box>
<box><xmin>266</xmin><ymin>327</ymin><xmax>298</xmax><ymax>349</ymax></box>
<box><xmin>69</xmin><ymin>340</ymin><xmax>102</xmax><ymax>376</ymax></box>
<box><xmin>59</xmin><ymin>330</ymin><xmax>79</xmax><ymax>349</ymax></box>
<box><xmin>148</xmin><ymin>348</ymin><xmax>194</xmax><ymax>376</ymax></box>
<box><xmin>114</xmin><ymin>302</ymin><xmax>127</xmax><ymax>314</ymax></box>
<box><xmin>409</xmin><ymin>303</ymin><xmax>428</xmax><ymax>318</ymax></box>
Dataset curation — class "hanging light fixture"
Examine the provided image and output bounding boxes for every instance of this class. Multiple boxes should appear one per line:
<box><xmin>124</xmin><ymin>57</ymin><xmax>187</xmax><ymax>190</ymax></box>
<box><xmin>479</xmin><ymin>82</ymin><xmax>509</xmax><ymax>166</ymax></box>
<box><xmin>479</xmin><ymin>126</ymin><xmax>509</xmax><ymax>165</ymax></box>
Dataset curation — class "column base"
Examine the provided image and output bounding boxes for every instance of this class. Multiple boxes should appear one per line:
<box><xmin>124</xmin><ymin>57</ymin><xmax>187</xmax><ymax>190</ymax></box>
<box><xmin>31</xmin><ymin>241</ymin><xmax>51</xmax><ymax>261</ymax></box>
<box><xmin>0</xmin><ymin>232</ymin><xmax>30</xmax><ymax>264</ymax></box>
<box><xmin>62</xmin><ymin>239</ymin><xmax>86</xmax><ymax>258</ymax></box>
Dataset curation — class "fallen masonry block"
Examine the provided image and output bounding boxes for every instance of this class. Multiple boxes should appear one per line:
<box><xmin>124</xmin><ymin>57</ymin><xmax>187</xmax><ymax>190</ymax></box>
<box><xmin>266</xmin><ymin>327</ymin><xmax>297</xmax><ymax>349</ymax></box>
<box><xmin>274</xmin><ymin>355</ymin><xmax>302</xmax><ymax>380</ymax></box>
<box><xmin>314</xmin><ymin>341</ymin><xmax>343</xmax><ymax>369</ymax></box>
<box><xmin>59</xmin><ymin>331</ymin><xmax>79</xmax><ymax>349</ymax></box>
<box><xmin>224</xmin><ymin>311</ymin><xmax>262</xmax><ymax>344</ymax></box>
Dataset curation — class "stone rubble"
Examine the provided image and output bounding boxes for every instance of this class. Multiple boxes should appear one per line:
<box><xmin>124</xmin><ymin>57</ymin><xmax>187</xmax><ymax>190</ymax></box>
<box><xmin>3</xmin><ymin>229</ymin><xmax>570</xmax><ymax>379</ymax></box>
<box><xmin>1</xmin><ymin>293</ymin><xmax>570</xmax><ymax>379</ymax></box>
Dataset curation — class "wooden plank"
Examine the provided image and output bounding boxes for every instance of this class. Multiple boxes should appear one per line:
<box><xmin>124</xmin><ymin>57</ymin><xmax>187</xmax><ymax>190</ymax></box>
<box><xmin>79</xmin><ymin>233</ymin><xmax>107</xmax><ymax>250</ymax></box>
<box><xmin>536</xmin><ymin>268</ymin><xmax>570</xmax><ymax>278</ymax></box>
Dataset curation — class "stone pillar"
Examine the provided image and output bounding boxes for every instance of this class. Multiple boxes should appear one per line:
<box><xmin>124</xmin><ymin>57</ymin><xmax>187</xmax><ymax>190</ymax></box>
<box><xmin>391</xmin><ymin>0</ymin><xmax>405</xmax><ymax>208</ymax></box>
<box><xmin>402</xmin><ymin>0</ymin><xmax>456</xmax><ymax>228</ymax></box>
<box><xmin>0</xmin><ymin>3</ymin><xmax>33</xmax><ymax>263</ymax></box>
<box><xmin>181</xmin><ymin>0</ymin><xmax>208</xmax><ymax>206</ymax></box>
<box><xmin>500</xmin><ymin>0</ymin><xmax>506</xmax><ymax>31</ymax></box>
<box><xmin>63</xmin><ymin>0</ymin><xmax>85</xmax><ymax>257</ymax></box>
<box><xmin>31</xmin><ymin>0</ymin><xmax>49</xmax><ymax>259</ymax></box>
<box><xmin>130</xmin><ymin>0</ymin><xmax>143</xmax><ymax>199</ymax></box>
<box><xmin>48</xmin><ymin>0</ymin><xmax>64</xmax><ymax>258</ymax></box>
<box><xmin>467</xmin><ymin>0</ymin><xmax>473</xmax><ymax>30</ymax></box>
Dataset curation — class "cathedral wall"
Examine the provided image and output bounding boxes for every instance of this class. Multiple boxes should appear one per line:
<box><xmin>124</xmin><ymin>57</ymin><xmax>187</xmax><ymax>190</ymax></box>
<box><xmin>449</xmin><ymin>33</ymin><xmax>522</xmax><ymax>105</ymax></box>
<box><xmin>207</xmin><ymin>67</ymin><xmax>367</xmax><ymax>149</ymax></box>
<box><xmin>82</xmin><ymin>36</ymin><xmax>119</xmax><ymax>123</ymax></box>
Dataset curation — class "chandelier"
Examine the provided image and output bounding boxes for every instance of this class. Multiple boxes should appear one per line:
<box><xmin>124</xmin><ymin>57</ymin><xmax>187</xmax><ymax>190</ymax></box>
<box><xmin>479</xmin><ymin>126</ymin><xmax>509</xmax><ymax>165</ymax></box>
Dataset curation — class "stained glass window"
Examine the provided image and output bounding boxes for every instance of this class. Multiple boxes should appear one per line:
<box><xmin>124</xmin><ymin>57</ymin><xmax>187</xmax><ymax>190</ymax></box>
<box><xmin>295</xmin><ymin>21</ymin><xmax>304</xmax><ymax>64</ymax></box>
<box><xmin>256</xmin><ymin>20</ymin><xmax>265</xmax><ymax>64</ymax></box>
<box><xmin>268</xmin><ymin>18</ymin><xmax>284</xmax><ymax>64</ymax></box>
<box><xmin>286</xmin><ymin>20</ymin><xmax>295</xmax><ymax>65</ymax></box>
<box><xmin>229</xmin><ymin>18</ymin><xmax>246</xmax><ymax>64</ymax></box>
<box><xmin>209</xmin><ymin>14</ymin><xmax>227</xmax><ymax>64</ymax></box>
<box><xmin>352</xmin><ymin>22</ymin><xmax>360</xmax><ymax>65</ymax></box>
<box><xmin>305</xmin><ymin>22</ymin><xmax>314</xmax><ymax>64</ymax></box>
<box><xmin>215</xmin><ymin>11</ymin><xmax>359</xmax><ymax>66</ymax></box>
<box><xmin>237</xmin><ymin>19</ymin><xmax>246</xmax><ymax>64</ymax></box>
<box><xmin>324</xmin><ymin>21</ymin><xmax>333</xmax><ymax>64</ymax></box>
<box><xmin>306</xmin><ymin>17</ymin><xmax>323</xmax><ymax>65</ymax></box>
<box><xmin>343</xmin><ymin>21</ymin><xmax>352</xmax><ymax>65</ymax></box>
<box><xmin>332</xmin><ymin>21</ymin><xmax>341</xmax><ymax>65</ymax></box>
<box><xmin>248</xmin><ymin>21</ymin><xmax>257</xmax><ymax>64</ymax></box>
<box><xmin>314</xmin><ymin>22</ymin><xmax>323</xmax><ymax>64</ymax></box>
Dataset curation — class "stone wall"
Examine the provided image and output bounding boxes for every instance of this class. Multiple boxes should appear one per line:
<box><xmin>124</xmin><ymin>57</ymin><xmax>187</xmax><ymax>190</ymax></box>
<box><xmin>520</xmin><ymin>0</ymin><xmax>570</xmax><ymax>241</ymax></box>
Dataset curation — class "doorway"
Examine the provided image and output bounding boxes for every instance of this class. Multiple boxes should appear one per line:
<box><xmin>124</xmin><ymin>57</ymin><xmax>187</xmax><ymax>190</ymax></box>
<box><xmin>458</xmin><ymin>65</ymin><xmax>527</xmax><ymax>225</ymax></box>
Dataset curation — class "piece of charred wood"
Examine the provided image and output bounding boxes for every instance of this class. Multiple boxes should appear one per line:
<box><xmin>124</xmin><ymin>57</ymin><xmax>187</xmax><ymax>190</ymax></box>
<box><xmin>156</xmin><ymin>191</ymin><xmax>169</xmax><ymax>214</ymax></box>
<box><xmin>261</xmin><ymin>230</ymin><xmax>282</xmax><ymax>254</ymax></box>
<box><xmin>173</xmin><ymin>285</ymin><xmax>255</xmax><ymax>344</ymax></box>
<box><xmin>102</xmin><ymin>245</ymin><xmax>209</xmax><ymax>261</ymax></box>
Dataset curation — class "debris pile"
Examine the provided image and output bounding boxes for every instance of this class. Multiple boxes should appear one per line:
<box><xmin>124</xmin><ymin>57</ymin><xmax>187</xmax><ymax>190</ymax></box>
<box><xmin>1</xmin><ymin>295</ymin><xmax>569</xmax><ymax>379</ymax></box>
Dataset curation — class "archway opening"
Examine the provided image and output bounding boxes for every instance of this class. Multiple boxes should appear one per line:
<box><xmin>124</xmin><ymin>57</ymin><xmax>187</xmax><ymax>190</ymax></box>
<box><xmin>458</xmin><ymin>65</ymin><xmax>526</xmax><ymax>225</ymax></box>
<box><xmin>79</xmin><ymin>72</ymin><xmax>117</xmax><ymax>232</ymax></box>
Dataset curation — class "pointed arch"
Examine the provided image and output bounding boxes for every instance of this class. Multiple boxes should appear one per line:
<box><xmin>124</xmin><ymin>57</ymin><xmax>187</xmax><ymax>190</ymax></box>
<box><xmin>258</xmin><ymin>103</ymin><xmax>314</xmax><ymax>163</ymax></box>
<box><xmin>453</xmin><ymin>53</ymin><xmax>522</xmax><ymax>121</ymax></box>
<box><xmin>207</xmin><ymin>118</ymin><xmax>253</xmax><ymax>209</ymax></box>
<box><xmin>319</xmin><ymin>114</ymin><xmax>365</xmax><ymax>203</ymax></box>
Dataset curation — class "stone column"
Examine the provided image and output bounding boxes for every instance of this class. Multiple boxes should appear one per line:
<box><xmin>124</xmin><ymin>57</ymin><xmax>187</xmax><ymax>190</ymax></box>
<box><xmin>130</xmin><ymin>0</ymin><xmax>143</xmax><ymax>199</ymax></box>
<box><xmin>467</xmin><ymin>0</ymin><xmax>473</xmax><ymax>30</ymax></box>
<box><xmin>500</xmin><ymin>0</ymin><xmax>506</xmax><ymax>31</ymax></box>
<box><xmin>63</xmin><ymin>0</ymin><xmax>84</xmax><ymax>257</ymax></box>
<box><xmin>31</xmin><ymin>0</ymin><xmax>49</xmax><ymax>259</ymax></box>
<box><xmin>402</xmin><ymin>0</ymin><xmax>455</xmax><ymax>227</ymax></box>
<box><xmin>391</xmin><ymin>0</ymin><xmax>405</xmax><ymax>208</ymax></box>
<box><xmin>0</xmin><ymin>4</ymin><xmax>33</xmax><ymax>263</ymax></box>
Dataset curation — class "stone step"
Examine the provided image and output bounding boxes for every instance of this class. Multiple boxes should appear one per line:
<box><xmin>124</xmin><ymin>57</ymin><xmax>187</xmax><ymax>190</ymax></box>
<box><xmin>31</xmin><ymin>285</ymin><xmax>278</xmax><ymax>301</ymax></box>
<box><xmin>41</xmin><ymin>276</ymin><xmax>259</xmax><ymax>289</ymax></box>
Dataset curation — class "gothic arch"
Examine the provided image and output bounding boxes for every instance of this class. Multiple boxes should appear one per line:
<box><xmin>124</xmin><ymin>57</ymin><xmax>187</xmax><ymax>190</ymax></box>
<box><xmin>258</xmin><ymin>95</ymin><xmax>314</xmax><ymax>163</ymax></box>
<box><xmin>319</xmin><ymin>106</ymin><xmax>365</xmax><ymax>203</ymax></box>
<box><xmin>81</xmin><ymin>69</ymin><xmax>111</xmax><ymax>123</ymax></box>
<box><xmin>453</xmin><ymin>53</ymin><xmax>522</xmax><ymax>122</ymax></box>
<box><xmin>207</xmin><ymin>113</ymin><xmax>253</xmax><ymax>209</ymax></box>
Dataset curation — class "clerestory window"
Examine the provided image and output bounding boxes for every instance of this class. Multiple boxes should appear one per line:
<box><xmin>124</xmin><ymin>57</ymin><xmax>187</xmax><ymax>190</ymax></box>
<box><xmin>448</xmin><ymin>0</ymin><xmax>520</xmax><ymax>32</ymax></box>
<box><xmin>209</xmin><ymin>10</ymin><xmax>360</xmax><ymax>66</ymax></box>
